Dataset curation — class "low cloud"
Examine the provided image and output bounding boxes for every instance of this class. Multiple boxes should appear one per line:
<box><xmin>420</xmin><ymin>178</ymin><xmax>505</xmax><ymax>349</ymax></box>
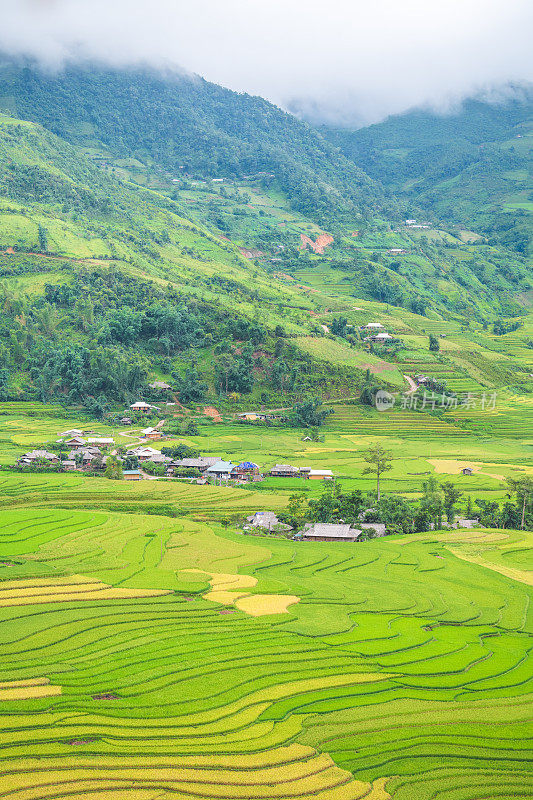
<box><xmin>2</xmin><ymin>0</ymin><xmax>532</xmax><ymax>125</ymax></box>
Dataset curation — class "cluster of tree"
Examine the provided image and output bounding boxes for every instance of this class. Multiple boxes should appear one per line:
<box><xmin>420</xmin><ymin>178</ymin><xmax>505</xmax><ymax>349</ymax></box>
<box><xmin>160</xmin><ymin>443</ymin><xmax>200</xmax><ymax>460</ymax></box>
<box><xmin>285</xmin><ymin>399</ymin><xmax>334</xmax><ymax>428</ymax></box>
<box><xmin>163</xmin><ymin>417</ymin><xmax>200</xmax><ymax>436</ymax></box>
<box><xmin>172</xmin><ymin>369</ymin><xmax>208</xmax><ymax>404</ymax></box>
<box><xmin>492</xmin><ymin>318</ymin><xmax>522</xmax><ymax>336</ymax></box>
<box><xmin>476</xmin><ymin>476</ymin><xmax>533</xmax><ymax>530</ymax></box>
<box><xmin>28</xmin><ymin>344</ymin><xmax>147</xmax><ymax>412</ymax></box>
<box><xmin>0</xmin><ymin>265</ymin><xmax>279</xmax><ymax>407</ymax></box>
<box><xmin>215</xmin><ymin>342</ymin><xmax>256</xmax><ymax>394</ymax></box>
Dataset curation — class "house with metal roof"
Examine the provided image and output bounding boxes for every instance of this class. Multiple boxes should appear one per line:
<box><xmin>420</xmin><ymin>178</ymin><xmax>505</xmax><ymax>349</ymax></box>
<box><xmin>299</xmin><ymin>523</ymin><xmax>361</xmax><ymax>542</ymax></box>
<box><xmin>232</xmin><ymin>461</ymin><xmax>261</xmax><ymax>479</ymax></box>
<box><xmin>129</xmin><ymin>401</ymin><xmax>160</xmax><ymax>412</ymax></box>
<box><xmin>123</xmin><ymin>469</ymin><xmax>143</xmax><ymax>481</ymax></box>
<box><xmin>18</xmin><ymin>449</ymin><xmax>59</xmax><ymax>464</ymax></box>
<box><xmin>148</xmin><ymin>381</ymin><xmax>172</xmax><ymax>390</ymax></box>
<box><xmin>172</xmin><ymin>457</ymin><xmax>219</xmax><ymax>471</ymax></box>
<box><xmin>206</xmin><ymin>460</ymin><xmax>236</xmax><ymax>480</ymax></box>
<box><xmin>62</xmin><ymin>436</ymin><xmax>86</xmax><ymax>447</ymax></box>
<box><xmin>127</xmin><ymin>446</ymin><xmax>161</xmax><ymax>460</ymax></box>
<box><xmin>246</xmin><ymin>511</ymin><xmax>292</xmax><ymax>531</ymax></box>
<box><xmin>301</xmin><ymin>468</ymin><xmax>334</xmax><ymax>480</ymax></box>
<box><xmin>270</xmin><ymin>464</ymin><xmax>299</xmax><ymax>477</ymax></box>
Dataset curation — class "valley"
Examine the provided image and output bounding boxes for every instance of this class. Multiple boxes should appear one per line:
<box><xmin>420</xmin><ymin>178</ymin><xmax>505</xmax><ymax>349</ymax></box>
<box><xmin>0</xmin><ymin>56</ymin><xmax>531</xmax><ymax>800</ymax></box>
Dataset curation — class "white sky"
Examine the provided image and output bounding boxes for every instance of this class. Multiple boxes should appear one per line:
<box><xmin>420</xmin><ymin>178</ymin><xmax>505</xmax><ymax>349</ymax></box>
<box><xmin>2</xmin><ymin>0</ymin><xmax>533</xmax><ymax>124</ymax></box>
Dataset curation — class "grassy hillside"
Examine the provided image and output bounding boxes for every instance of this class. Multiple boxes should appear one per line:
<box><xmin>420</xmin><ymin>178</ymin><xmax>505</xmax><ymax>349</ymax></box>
<box><xmin>0</xmin><ymin>56</ymin><xmax>389</xmax><ymax>227</ymax></box>
<box><xmin>2</xmin><ymin>107</ymin><xmax>530</xmax><ymax>411</ymax></box>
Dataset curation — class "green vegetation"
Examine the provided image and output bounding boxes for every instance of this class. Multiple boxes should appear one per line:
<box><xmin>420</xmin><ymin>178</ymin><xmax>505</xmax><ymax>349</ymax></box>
<box><xmin>0</xmin><ymin>56</ymin><xmax>531</xmax><ymax>800</ymax></box>
<box><xmin>0</xmin><ymin>482</ymin><xmax>530</xmax><ymax>800</ymax></box>
<box><xmin>322</xmin><ymin>92</ymin><xmax>533</xmax><ymax>256</ymax></box>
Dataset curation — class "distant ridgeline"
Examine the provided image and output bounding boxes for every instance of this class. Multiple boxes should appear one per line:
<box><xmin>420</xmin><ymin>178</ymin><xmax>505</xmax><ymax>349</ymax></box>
<box><xmin>320</xmin><ymin>90</ymin><xmax>533</xmax><ymax>255</ymax></box>
<box><xmin>0</xmin><ymin>56</ymin><xmax>389</xmax><ymax>226</ymax></box>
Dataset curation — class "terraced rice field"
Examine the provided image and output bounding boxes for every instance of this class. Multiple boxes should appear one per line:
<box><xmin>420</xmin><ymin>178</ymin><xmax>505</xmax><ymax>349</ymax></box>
<box><xmin>0</xmin><ymin>504</ymin><xmax>531</xmax><ymax>800</ymax></box>
<box><xmin>323</xmin><ymin>404</ymin><xmax>470</xmax><ymax>438</ymax></box>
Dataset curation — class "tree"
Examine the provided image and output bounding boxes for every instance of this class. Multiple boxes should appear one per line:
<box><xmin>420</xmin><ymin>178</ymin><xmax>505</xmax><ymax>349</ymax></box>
<box><xmin>420</xmin><ymin>476</ymin><xmax>443</xmax><ymax>529</ymax></box>
<box><xmin>283</xmin><ymin>493</ymin><xmax>309</xmax><ymax>529</ymax></box>
<box><xmin>175</xmin><ymin>368</ymin><xmax>208</xmax><ymax>404</ymax></box>
<box><xmin>506</xmin><ymin>476</ymin><xmax>533</xmax><ymax>529</ymax></box>
<box><xmin>375</xmin><ymin>495</ymin><xmax>415</xmax><ymax>534</ymax></box>
<box><xmin>290</xmin><ymin>399</ymin><xmax>334</xmax><ymax>428</ymax></box>
<box><xmin>362</xmin><ymin>445</ymin><xmax>393</xmax><ymax>501</ymax></box>
<box><xmin>429</xmin><ymin>334</ymin><xmax>440</xmax><ymax>352</ymax></box>
<box><xmin>104</xmin><ymin>455</ymin><xmax>123</xmax><ymax>480</ymax></box>
<box><xmin>38</xmin><ymin>224</ymin><xmax>48</xmax><ymax>252</ymax></box>
<box><xmin>441</xmin><ymin>481</ymin><xmax>462</xmax><ymax>523</ymax></box>
<box><xmin>0</xmin><ymin>368</ymin><xmax>10</xmax><ymax>401</ymax></box>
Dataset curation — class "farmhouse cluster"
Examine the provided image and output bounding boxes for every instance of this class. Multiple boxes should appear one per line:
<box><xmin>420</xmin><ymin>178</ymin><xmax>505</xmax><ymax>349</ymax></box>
<box><xmin>360</xmin><ymin>321</ymin><xmax>399</xmax><ymax>345</ymax></box>
<box><xmin>14</xmin><ymin>424</ymin><xmax>336</xmax><ymax>484</ymax></box>
<box><xmin>245</xmin><ymin>512</ymin><xmax>386</xmax><ymax>541</ymax></box>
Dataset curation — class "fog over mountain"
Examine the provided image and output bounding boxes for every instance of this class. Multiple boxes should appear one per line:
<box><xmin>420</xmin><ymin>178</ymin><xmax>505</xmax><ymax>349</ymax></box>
<box><xmin>2</xmin><ymin>0</ymin><xmax>533</xmax><ymax>125</ymax></box>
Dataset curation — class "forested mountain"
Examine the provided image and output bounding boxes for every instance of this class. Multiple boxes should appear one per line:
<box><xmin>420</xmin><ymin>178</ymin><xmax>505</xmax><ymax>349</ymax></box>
<box><xmin>321</xmin><ymin>91</ymin><xmax>533</xmax><ymax>254</ymax></box>
<box><xmin>0</xmin><ymin>57</ymin><xmax>389</xmax><ymax>226</ymax></box>
<box><xmin>0</xmin><ymin>57</ymin><xmax>531</xmax><ymax>410</ymax></box>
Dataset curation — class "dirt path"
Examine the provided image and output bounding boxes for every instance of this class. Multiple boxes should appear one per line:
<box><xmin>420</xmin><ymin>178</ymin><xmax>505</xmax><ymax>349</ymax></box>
<box><xmin>404</xmin><ymin>375</ymin><xmax>418</xmax><ymax>394</ymax></box>
<box><xmin>5</xmin><ymin>248</ymin><xmax>120</xmax><ymax>266</ymax></box>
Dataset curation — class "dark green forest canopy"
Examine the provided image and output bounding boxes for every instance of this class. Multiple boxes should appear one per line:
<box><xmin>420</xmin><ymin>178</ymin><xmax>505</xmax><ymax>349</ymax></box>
<box><xmin>321</xmin><ymin>92</ymin><xmax>533</xmax><ymax>254</ymax></box>
<box><xmin>0</xmin><ymin>57</ymin><xmax>391</xmax><ymax>225</ymax></box>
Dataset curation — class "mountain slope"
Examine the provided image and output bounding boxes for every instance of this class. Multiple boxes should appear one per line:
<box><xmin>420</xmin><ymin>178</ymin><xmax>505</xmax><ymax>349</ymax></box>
<box><xmin>321</xmin><ymin>92</ymin><xmax>533</xmax><ymax>254</ymax></box>
<box><xmin>1</xmin><ymin>112</ymin><xmax>398</xmax><ymax>407</ymax></box>
<box><xmin>0</xmin><ymin>57</ymin><xmax>390</xmax><ymax>226</ymax></box>
<box><xmin>0</xmin><ymin>67</ymin><xmax>531</xmax><ymax>409</ymax></box>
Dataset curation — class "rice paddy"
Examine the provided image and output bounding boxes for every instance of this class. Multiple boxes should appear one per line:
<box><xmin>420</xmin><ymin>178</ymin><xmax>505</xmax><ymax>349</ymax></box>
<box><xmin>0</xmin><ymin>487</ymin><xmax>531</xmax><ymax>800</ymax></box>
<box><xmin>0</xmin><ymin>400</ymin><xmax>531</xmax><ymax>799</ymax></box>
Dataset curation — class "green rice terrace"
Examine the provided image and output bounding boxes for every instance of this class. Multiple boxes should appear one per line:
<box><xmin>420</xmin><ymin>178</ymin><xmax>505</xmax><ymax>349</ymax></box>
<box><xmin>0</xmin><ymin>397</ymin><xmax>532</xmax><ymax>800</ymax></box>
<box><xmin>0</xmin><ymin>502</ymin><xmax>531</xmax><ymax>799</ymax></box>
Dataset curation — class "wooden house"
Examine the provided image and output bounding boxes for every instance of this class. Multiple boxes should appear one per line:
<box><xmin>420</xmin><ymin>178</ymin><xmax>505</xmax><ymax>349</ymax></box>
<box><xmin>301</xmin><ymin>468</ymin><xmax>333</xmax><ymax>481</ymax></box>
<box><xmin>270</xmin><ymin>464</ymin><xmax>299</xmax><ymax>477</ymax></box>
<box><xmin>123</xmin><ymin>469</ymin><xmax>143</xmax><ymax>481</ymax></box>
<box><xmin>300</xmin><ymin>523</ymin><xmax>361</xmax><ymax>542</ymax></box>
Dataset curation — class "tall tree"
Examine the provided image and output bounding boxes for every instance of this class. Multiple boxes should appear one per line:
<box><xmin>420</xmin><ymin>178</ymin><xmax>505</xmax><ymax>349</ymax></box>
<box><xmin>506</xmin><ymin>476</ymin><xmax>533</xmax><ymax>529</ymax></box>
<box><xmin>104</xmin><ymin>455</ymin><xmax>123</xmax><ymax>480</ymax></box>
<box><xmin>420</xmin><ymin>476</ymin><xmax>444</xmax><ymax>529</ymax></box>
<box><xmin>38</xmin><ymin>224</ymin><xmax>48</xmax><ymax>253</ymax></box>
<box><xmin>441</xmin><ymin>481</ymin><xmax>462</xmax><ymax>523</ymax></box>
<box><xmin>362</xmin><ymin>445</ymin><xmax>393</xmax><ymax>501</ymax></box>
<box><xmin>429</xmin><ymin>334</ymin><xmax>440</xmax><ymax>352</ymax></box>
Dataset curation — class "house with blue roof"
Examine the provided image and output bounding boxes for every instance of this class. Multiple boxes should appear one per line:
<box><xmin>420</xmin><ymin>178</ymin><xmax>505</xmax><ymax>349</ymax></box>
<box><xmin>232</xmin><ymin>461</ymin><xmax>261</xmax><ymax>479</ymax></box>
